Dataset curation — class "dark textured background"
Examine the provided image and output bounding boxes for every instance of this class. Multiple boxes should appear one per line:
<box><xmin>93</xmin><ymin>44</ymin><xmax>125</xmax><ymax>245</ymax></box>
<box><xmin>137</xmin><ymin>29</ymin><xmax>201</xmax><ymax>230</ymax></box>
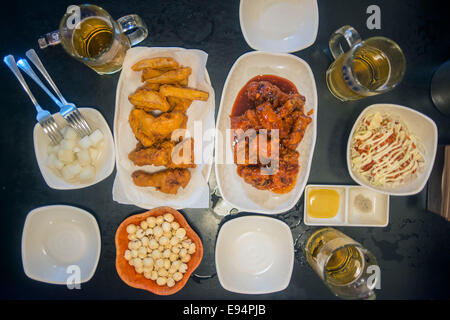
<box><xmin>0</xmin><ymin>0</ymin><xmax>449</xmax><ymax>300</ymax></box>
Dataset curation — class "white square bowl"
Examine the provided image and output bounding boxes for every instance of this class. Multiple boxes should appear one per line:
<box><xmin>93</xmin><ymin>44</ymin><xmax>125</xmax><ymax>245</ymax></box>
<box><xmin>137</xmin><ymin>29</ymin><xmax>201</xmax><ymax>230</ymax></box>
<box><xmin>215</xmin><ymin>50</ymin><xmax>317</xmax><ymax>214</ymax></box>
<box><xmin>33</xmin><ymin>108</ymin><xmax>115</xmax><ymax>190</ymax></box>
<box><xmin>346</xmin><ymin>104</ymin><xmax>438</xmax><ymax>196</ymax></box>
<box><xmin>239</xmin><ymin>0</ymin><xmax>318</xmax><ymax>53</ymax></box>
<box><xmin>215</xmin><ymin>215</ymin><xmax>294</xmax><ymax>294</ymax></box>
<box><xmin>22</xmin><ymin>205</ymin><xmax>101</xmax><ymax>284</ymax></box>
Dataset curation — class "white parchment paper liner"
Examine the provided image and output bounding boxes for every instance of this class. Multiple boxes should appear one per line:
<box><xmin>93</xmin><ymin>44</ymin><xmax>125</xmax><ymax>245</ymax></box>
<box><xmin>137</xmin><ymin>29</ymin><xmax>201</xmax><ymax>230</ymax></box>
<box><xmin>113</xmin><ymin>47</ymin><xmax>215</xmax><ymax>209</ymax></box>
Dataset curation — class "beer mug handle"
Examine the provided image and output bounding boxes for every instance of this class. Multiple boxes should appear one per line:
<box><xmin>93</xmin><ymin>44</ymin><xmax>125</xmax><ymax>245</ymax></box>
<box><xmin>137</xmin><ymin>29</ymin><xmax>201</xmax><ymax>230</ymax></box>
<box><xmin>329</xmin><ymin>25</ymin><xmax>362</xmax><ymax>60</ymax></box>
<box><xmin>117</xmin><ymin>14</ymin><xmax>148</xmax><ymax>46</ymax></box>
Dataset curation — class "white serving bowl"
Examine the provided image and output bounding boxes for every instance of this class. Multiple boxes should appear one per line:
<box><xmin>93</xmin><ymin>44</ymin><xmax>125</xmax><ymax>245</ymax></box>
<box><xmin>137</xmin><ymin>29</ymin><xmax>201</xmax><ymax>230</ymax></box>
<box><xmin>215</xmin><ymin>51</ymin><xmax>317</xmax><ymax>214</ymax></box>
<box><xmin>215</xmin><ymin>215</ymin><xmax>294</xmax><ymax>294</ymax></box>
<box><xmin>21</xmin><ymin>205</ymin><xmax>101</xmax><ymax>284</ymax></box>
<box><xmin>346</xmin><ymin>104</ymin><xmax>438</xmax><ymax>196</ymax></box>
<box><xmin>33</xmin><ymin>108</ymin><xmax>115</xmax><ymax>190</ymax></box>
<box><xmin>239</xmin><ymin>0</ymin><xmax>318</xmax><ymax>53</ymax></box>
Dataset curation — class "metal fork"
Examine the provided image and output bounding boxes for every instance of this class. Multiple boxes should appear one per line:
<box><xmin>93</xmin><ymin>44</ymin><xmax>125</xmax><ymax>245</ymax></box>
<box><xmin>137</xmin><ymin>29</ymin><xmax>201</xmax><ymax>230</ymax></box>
<box><xmin>25</xmin><ymin>49</ymin><xmax>92</xmax><ymax>137</ymax></box>
<box><xmin>3</xmin><ymin>55</ymin><xmax>63</xmax><ymax>145</ymax></box>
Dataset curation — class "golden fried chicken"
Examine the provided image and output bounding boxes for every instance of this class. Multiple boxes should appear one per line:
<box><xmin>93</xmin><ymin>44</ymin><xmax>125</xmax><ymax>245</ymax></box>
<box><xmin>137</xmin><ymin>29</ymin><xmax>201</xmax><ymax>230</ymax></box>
<box><xmin>128</xmin><ymin>88</ymin><xmax>171</xmax><ymax>112</ymax></box>
<box><xmin>129</xmin><ymin>109</ymin><xmax>187</xmax><ymax>147</ymax></box>
<box><xmin>128</xmin><ymin>138</ymin><xmax>196</xmax><ymax>168</ymax></box>
<box><xmin>132</xmin><ymin>168</ymin><xmax>191</xmax><ymax>194</ymax></box>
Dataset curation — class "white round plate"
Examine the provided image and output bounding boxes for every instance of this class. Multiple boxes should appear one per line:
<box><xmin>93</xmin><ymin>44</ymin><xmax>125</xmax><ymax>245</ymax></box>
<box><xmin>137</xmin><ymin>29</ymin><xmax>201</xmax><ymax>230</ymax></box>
<box><xmin>215</xmin><ymin>215</ymin><xmax>294</xmax><ymax>294</ymax></box>
<box><xmin>21</xmin><ymin>205</ymin><xmax>101</xmax><ymax>284</ymax></box>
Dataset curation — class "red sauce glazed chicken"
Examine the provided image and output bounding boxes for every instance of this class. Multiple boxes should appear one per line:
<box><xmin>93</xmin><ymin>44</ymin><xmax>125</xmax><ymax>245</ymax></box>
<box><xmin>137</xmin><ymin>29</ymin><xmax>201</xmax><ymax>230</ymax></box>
<box><xmin>230</xmin><ymin>75</ymin><xmax>312</xmax><ymax>194</ymax></box>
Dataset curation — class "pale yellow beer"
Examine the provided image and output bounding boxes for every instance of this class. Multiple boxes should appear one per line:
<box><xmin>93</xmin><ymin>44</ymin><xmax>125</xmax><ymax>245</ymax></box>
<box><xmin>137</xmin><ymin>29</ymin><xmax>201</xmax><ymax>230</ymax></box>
<box><xmin>326</xmin><ymin>26</ymin><xmax>405</xmax><ymax>101</ymax></box>
<box><xmin>304</xmin><ymin>228</ymin><xmax>378</xmax><ymax>299</ymax></box>
<box><xmin>59</xmin><ymin>4</ymin><xmax>147</xmax><ymax>74</ymax></box>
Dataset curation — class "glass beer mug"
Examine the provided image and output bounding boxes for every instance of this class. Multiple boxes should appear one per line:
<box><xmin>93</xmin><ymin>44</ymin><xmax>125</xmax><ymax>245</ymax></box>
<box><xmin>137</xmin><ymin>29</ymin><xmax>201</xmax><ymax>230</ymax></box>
<box><xmin>304</xmin><ymin>228</ymin><xmax>379</xmax><ymax>300</ymax></box>
<box><xmin>54</xmin><ymin>4</ymin><xmax>148</xmax><ymax>74</ymax></box>
<box><xmin>326</xmin><ymin>25</ymin><xmax>406</xmax><ymax>101</ymax></box>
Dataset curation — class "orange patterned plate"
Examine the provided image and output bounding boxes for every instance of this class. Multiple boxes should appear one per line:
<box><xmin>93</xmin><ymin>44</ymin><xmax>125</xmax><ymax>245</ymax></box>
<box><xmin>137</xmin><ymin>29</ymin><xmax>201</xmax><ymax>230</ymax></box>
<box><xmin>115</xmin><ymin>207</ymin><xmax>203</xmax><ymax>295</ymax></box>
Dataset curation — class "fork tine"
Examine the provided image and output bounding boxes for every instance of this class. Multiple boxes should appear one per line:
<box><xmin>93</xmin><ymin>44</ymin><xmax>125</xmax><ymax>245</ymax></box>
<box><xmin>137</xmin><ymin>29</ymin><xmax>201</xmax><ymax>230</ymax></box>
<box><xmin>72</xmin><ymin>109</ymin><xmax>92</xmax><ymax>136</ymax></box>
<box><xmin>66</xmin><ymin>112</ymin><xmax>87</xmax><ymax>137</ymax></box>
<box><xmin>40</xmin><ymin>117</ymin><xmax>63</xmax><ymax>145</ymax></box>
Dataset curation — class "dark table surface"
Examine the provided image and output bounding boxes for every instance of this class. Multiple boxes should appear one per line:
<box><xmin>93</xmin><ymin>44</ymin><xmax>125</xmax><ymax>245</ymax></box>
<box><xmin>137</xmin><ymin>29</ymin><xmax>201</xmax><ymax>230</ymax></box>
<box><xmin>1</xmin><ymin>0</ymin><xmax>449</xmax><ymax>300</ymax></box>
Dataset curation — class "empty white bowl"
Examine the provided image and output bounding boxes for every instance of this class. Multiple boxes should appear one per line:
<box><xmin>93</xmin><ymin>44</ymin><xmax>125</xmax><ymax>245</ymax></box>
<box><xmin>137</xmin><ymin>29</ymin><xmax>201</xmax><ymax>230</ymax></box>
<box><xmin>215</xmin><ymin>216</ymin><xmax>294</xmax><ymax>294</ymax></box>
<box><xmin>239</xmin><ymin>0</ymin><xmax>318</xmax><ymax>53</ymax></box>
<box><xmin>347</xmin><ymin>104</ymin><xmax>438</xmax><ymax>196</ymax></box>
<box><xmin>33</xmin><ymin>108</ymin><xmax>115</xmax><ymax>190</ymax></box>
<box><xmin>22</xmin><ymin>205</ymin><xmax>101</xmax><ymax>284</ymax></box>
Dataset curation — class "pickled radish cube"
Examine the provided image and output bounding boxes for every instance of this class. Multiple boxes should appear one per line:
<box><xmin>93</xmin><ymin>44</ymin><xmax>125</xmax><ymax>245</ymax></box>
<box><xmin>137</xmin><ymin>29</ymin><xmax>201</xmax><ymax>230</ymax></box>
<box><xmin>89</xmin><ymin>129</ymin><xmax>104</xmax><ymax>146</ymax></box>
<box><xmin>60</xmin><ymin>139</ymin><xmax>77</xmax><ymax>150</ymax></box>
<box><xmin>73</xmin><ymin>146</ymin><xmax>81</xmax><ymax>153</ymax></box>
<box><xmin>47</xmin><ymin>145</ymin><xmax>59</xmax><ymax>155</ymax></box>
<box><xmin>46</xmin><ymin>153</ymin><xmax>57</xmax><ymax>169</ymax></box>
<box><xmin>62</xmin><ymin>162</ymin><xmax>82</xmax><ymax>180</ymax></box>
<box><xmin>60</xmin><ymin>126</ymin><xmax>68</xmax><ymax>136</ymax></box>
<box><xmin>53</xmin><ymin>158</ymin><xmax>64</xmax><ymax>170</ymax></box>
<box><xmin>78</xmin><ymin>135</ymin><xmax>93</xmax><ymax>149</ymax></box>
<box><xmin>63</xmin><ymin>127</ymin><xmax>78</xmax><ymax>140</ymax></box>
<box><xmin>77</xmin><ymin>149</ymin><xmax>91</xmax><ymax>165</ymax></box>
<box><xmin>79</xmin><ymin>165</ymin><xmax>95</xmax><ymax>181</ymax></box>
<box><xmin>89</xmin><ymin>148</ymin><xmax>99</xmax><ymax>161</ymax></box>
<box><xmin>58</xmin><ymin>148</ymin><xmax>74</xmax><ymax>163</ymax></box>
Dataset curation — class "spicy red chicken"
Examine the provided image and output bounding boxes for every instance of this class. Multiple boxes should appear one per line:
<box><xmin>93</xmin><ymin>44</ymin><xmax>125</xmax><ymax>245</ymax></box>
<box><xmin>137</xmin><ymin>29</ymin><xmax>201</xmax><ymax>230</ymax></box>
<box><xmin>230</xmin><ymin>76</ymin><xmax>312</xmax><ymax>194</ymax></box>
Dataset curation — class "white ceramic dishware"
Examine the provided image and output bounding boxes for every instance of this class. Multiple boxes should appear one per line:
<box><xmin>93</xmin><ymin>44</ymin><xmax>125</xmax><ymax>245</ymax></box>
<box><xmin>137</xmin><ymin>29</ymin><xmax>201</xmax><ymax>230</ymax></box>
<box><xmin>215</xmin><ymin>50</ymin><xmax>317</xmax><ymax>214</ymax></box>
<box><xmin>21</xmin><ymin>205</ymin><xmax>101</xmax><ymax>284</ymax></box>
<box><xmin>215</xmin><ymin>215</ymin><xmax>294</xmax><ymax>294</ymax></box>
<box><xmin>239</xmin><ymin>0</ymin><xmax>318</xmax><ymax>53</ymax></box>
<box><xmin>346</xmin><ymin>103</ymin><xmax>438</xmax><ymax>196</ymax></box>
<box><xmin>304</xmin><ymin>184</ymin><xmax>389</xmax><ymax>227</ymax></box>
<box><xmin>33</xmin><ymin>107</ymin><xmax>115</xmax><ymax>190</ymax></box>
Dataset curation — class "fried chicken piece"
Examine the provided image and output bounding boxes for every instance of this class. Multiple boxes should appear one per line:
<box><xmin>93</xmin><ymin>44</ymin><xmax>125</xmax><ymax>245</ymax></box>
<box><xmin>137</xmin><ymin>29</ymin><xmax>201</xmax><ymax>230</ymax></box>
<box><xmin>236</xmin><ymin>165</ymin><xmax>272</xmax><ymax>190</ymax></box>
<box><xmin>128</xmin><ymin>88</ymin><xmax>171</xmax><ymax>112</ymax></box>
<box><xmin>167</xmin><ymin>96</ymin><xmax>193</xmax><ymax>112</ymax></box>
<box><xmin>132</xmin><ymin>168</ymin><xmax>191</xmax><ymax>194</ymax></box>
<box><xmin>271</xmin><ymin>148</ymin><xmax>300</xmax><ymax>193</ymax></box>
<box><xmin>129</xmin><ymin>109</ymin><xmax>188</xmax><ymax>147</ymax></box>
<box><xmin>246</xmin><ymin>81</ymin><xmax>290</xmax><ymax>108</ymax></box>
<box><xmin>281</xmin><ymin>112</ymin><xmax>312</xmax><ymax>150</ymax></box>
<box><xmin>128</xmin><ymin>138</ymin><xmax>196</xmax><ymax>168</ymax></box>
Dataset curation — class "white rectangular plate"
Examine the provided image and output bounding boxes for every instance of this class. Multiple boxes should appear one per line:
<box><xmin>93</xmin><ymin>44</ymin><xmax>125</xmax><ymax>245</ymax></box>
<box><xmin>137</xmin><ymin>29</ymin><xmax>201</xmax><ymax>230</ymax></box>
<box><xmin>215</xmin><ymin>51</ymin><xmax>317</xmax><ymax>214</ymax></box>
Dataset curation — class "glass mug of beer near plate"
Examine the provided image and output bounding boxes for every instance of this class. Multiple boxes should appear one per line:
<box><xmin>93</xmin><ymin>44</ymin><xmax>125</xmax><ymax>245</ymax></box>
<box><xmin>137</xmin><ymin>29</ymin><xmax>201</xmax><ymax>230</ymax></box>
<box><xmin>326</xmin><ymin>25</ymin><xmax>406</xmax><ymax>101</ymax></box>
<box><xmin>304</xmin><ymin>227</ymin><xmax>379</xmax><ymax>299</ymax></box>
<box><xmin>58</xmin><ymin>4</ymin><xmax>148</xmax><ymax>74</ymax></box>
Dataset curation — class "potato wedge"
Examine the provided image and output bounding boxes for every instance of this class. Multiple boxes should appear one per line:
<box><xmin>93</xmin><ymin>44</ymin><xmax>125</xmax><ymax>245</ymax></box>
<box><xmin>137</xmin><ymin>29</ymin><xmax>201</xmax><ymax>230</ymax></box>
<box><xmin>141</xmin><ymin>68</ymin><xmax>166</xmax><ymax>82</ymax></box>
<box><xmin>129</xmin><ymin>88</ymin><xmax>171</xmax><ymax>112</ymax></box>
<box><xmin>144</xmin><ymin>67</ymin><xmax>192</xmax><ymax>85</ymax></box>
<box><xmin>131</xmin><ymin>57</ymin><xmax>179</xmax><ymax>71</ymax></box>
<box><xmin>160</xmin><ymin>85</ymin><xmax>209</xmax><ymax>101</ymax></box>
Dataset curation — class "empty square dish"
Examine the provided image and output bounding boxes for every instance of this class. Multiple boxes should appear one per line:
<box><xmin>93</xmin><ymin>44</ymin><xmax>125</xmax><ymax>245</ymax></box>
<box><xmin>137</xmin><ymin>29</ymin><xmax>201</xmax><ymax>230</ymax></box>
<box><xmin>22</xmin><ymin>205</ymin><xmax>101</xmax><ymax>284</ymax></box>
<box><xmin>239</xmin><ymin>0</ymin><xmax>319</xmax><ymax>53</ymax></box>
<box><xmin>215</xmin><ymin>216</ymin><xmax>294</xmax><ymax>294</ymax></box>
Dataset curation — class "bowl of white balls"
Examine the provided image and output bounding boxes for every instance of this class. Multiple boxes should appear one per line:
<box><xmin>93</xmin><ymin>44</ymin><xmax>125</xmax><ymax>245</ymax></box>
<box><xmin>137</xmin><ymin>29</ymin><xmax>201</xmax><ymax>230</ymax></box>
<box><xmin>115</xmin><ymin>206</ymin><xmax>203</xmax><ymax>295</ymax></box>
